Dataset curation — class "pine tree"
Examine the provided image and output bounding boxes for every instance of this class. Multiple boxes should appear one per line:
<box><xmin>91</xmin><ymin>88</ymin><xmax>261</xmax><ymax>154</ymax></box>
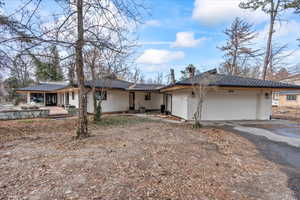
<box><xmin>239</xmin><ymin>0</ymin><xmax>298</xmax><ymax>79</ymax></box>
<box><xmin>50</xmin><ymin>45</ymin><xmax>64</xmax><ymax>81</ymax></box>
<box><xmin>218</xmin><ymin>17</ymin><xmax>259</xmax><ymax>77</ymax></box>
<box><xmin>31</xmin><ymin>45</ymin><xmax>64</xmax><ymax>82</ymax></box>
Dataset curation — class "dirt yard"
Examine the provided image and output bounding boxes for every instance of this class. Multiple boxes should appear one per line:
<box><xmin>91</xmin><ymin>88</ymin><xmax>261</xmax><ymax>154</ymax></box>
<box><xmin>0</xmin><ymin>116</ymin><xmax>296</xmax><ymax>200</ymax></box>
<box><xmin>272</xmin><ymin>106</ymin><xmax>300</xmax><ymax>121</ymax></box>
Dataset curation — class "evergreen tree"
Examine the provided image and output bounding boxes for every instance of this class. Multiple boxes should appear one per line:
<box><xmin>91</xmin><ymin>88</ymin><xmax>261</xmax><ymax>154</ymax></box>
<box><xmin>180</xmin><ymin>64</ymin><xmax>199</xmax><ymax>80</ymax></box>
<box><xmin>31</xmin><ymin>45</ymin><xmax>64</xmax><ymax>82</ymax></box>
<box><xmin>218</xmin><ymin>18</ymin><xmax>259</xmax><ymax>77</ymax></box>
<box><xmin>50</xmin><ymin>45</ymin><xmax>64</xmax><ymax>81</ymax></box>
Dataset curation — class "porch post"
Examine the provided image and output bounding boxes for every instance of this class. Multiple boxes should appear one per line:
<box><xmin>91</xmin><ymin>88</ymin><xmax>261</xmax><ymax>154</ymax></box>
<box><xmin>27</xmin><ymin>92</ymin><xmax>31</xmax><ymax>104</ymax></box>
<box><xmin>44</xmin><ymin>93</ymin><xmax>46</xmax><ymax>106</ymax></box>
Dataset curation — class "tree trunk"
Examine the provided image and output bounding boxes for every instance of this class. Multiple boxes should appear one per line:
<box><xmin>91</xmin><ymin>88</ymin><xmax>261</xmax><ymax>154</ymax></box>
<box><xmin>90</xmin><ymin>64</ymin><xmax>99</xmax><ymax>121</ymax></box>
<box><xmin>193</xmin><ymin>85</ymin><xmax>204</xmax><ymax>128</ymax></box>
<box><xmin>262</xmin><ymin>1</ymin><xmax>276</xmax><ymax>80</ymax></box>
<box><xmin>76</xmin><ymin>0</ymin><xmax>88</xmax><ymax>138</ymax></box>
<box><xmin>232</xmin><ymin>48</ymin><xmax>238</xmax><ymax>75</ymax></box>
<box><xmin>232</xmin><ymin>23</ymin><xmax>238</xmax><ymax>75</ymax></box>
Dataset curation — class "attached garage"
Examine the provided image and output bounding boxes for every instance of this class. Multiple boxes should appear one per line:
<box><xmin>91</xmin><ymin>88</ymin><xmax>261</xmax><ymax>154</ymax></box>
<box><xmin>160</xmin><ymin>70</ymin><xmax>300</xmax><ymax>121</ymax></box>
<box><xmin>187</xmin><ymin>89</ymin><xmax>272</xmax><ymax>121</ymax></box>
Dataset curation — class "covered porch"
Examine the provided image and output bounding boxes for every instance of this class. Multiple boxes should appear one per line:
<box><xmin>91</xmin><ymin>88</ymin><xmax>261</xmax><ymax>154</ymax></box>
<box><xmin>27</xmin><ymin>92</ymin><xmax>58</xmax><ymax>106</ymax></box>
<box><xmin>23</xmin><ymin>89</ymin><xmax>78</xmax><ymax>109</ymax></box>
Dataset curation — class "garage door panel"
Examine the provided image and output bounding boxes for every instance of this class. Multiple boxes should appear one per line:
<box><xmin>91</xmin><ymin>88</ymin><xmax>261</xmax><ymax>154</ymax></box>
<box><xmin>202</xmin><ymin>93</ymin><xmax>257</xmax><ymax>120</ymax></box>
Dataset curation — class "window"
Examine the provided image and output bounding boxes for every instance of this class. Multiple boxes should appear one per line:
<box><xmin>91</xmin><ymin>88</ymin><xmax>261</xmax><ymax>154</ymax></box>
<box><xmin>287</xmin><ymin>95</ymin><xmax>297</xmax><ymax>101</ymax></box>
<box><xmin>30</xmin><ymin>93</ymin><xmax>44</xmax><ymax>103</ymax></box>
<box><xmin>272</xmin><ymin>93</ymin><xmax>279</xmax><ymax>100</ymax></box>
<box><xmin>96</xmin><ymin>91</ymin><xmax>107</xmax><ymax>101</ymax></box>
<box><xmin>145</xmin><ymin>92</ymin><xmax>151</xmax><ymax>101</ymax></box>
<box><xmin>72</xmin><ymin>92</ymin><xmax>75</xmax><ymax>100</ymax></box>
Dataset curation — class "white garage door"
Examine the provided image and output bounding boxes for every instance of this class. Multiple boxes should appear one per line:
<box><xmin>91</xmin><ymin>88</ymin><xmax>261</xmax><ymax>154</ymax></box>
<box><xmin>202</xmin><ymin>92</ymin><xmax>257</xmax><ymax>120</ymax></box>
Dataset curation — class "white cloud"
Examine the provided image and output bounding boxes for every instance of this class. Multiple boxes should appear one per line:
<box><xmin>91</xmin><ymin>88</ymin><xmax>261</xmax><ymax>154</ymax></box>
<box><xmin>281</xmin><ymin>50</ymin><xmax>300</xmax><ymax>65</ymax></box>
<box><xmin>144</xmin><ymin>20</ymin><xmax>161</xmax><ymax>27</ymax></box>
<box><xmin>136</xmin><ymin>49</ymin><xmax>185</xmax><ymax>65</ymax></box>
<box><xmin>139</xmin><ymin>41</ymin><xmax>172</xmax><ymax>45</ymax></box>
<box><xmin>256</xmin><ymin>20</ymin><xmax>300</xmax><ymax>46</ymax></box>
<box><xmin>172</xmin><ymin>31</ymin><xmax>207</xmax><ymax>48</ymax></box>
<box><xmin>192</xmin><ymin>0</ymin><xmax>268</xmax><ymax>25</ymax></box>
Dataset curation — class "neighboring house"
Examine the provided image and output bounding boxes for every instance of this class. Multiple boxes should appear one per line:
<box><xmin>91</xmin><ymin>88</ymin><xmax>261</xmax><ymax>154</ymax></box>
<box><xmin>274</xmin><ymin>74</ymin><xmax>300</xmax><ymax>107</ymax></box>
<box><xmin>272</xmin><ymin>92</ymin><xmax>279</xmax><ymax>106</ymax></box>
<box><xmin>16</xmin><ymin>71</ymin><xmax>300</xmax><ymax>121</ymax></box>
<box><xmin>277</xmin><ymin>90</ymin><xmax>300</xmax><ymax>107</ymax></box>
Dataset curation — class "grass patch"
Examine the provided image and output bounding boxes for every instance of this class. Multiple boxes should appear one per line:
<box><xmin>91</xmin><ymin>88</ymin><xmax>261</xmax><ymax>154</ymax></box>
<box><xmin>20</xmin><ymin>119</ymin><xmax>35</xmax><ymax>124</ymax></box>
<box><xmin>94</xmin><ymin>115</ymin><xmax>155</xmax><ymax>127</ymax></box>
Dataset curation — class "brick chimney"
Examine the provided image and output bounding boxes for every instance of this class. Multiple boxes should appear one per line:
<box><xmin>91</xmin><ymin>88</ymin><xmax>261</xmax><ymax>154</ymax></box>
<box><xmin>187</xmin><ymin>66</ymin><xmax>195</xmax><ymax>78</ymax></box>
<box><xmin>170</xmin><ymin>68</ymin><xmax>176</xmax><ymax>84</ymax></box>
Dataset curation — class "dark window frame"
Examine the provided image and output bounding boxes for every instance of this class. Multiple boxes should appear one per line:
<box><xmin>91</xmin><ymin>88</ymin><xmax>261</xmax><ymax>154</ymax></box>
<box><xmin>286</xmin><ymin>95</ymin><xmax>297</xmax><ymax>101</ymax></box>
<box><xmin>145</xmin><ymin>92</ymin><xmax>151</xmax><ymax>101</ymax></box>
<box><xmin>96</xmin><ymin>91</ymin><xmax>107</xmax><ymax>101</ymax></box>
<box><xmin>71</xmin><ymin>91</ymin><xmax>75</xmax><ymax>100</ymax></box>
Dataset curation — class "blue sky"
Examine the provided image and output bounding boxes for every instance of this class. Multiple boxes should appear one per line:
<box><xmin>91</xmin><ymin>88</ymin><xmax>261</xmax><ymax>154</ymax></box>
<box><xmin>136</xmin><ymin>0</ymin><xmax>300</xmax><ymax>80</ymax></box>
<box><xmin>4</xmin><ymin>0</ymin><xmax>300</xmax><ymax>81</ymax></box>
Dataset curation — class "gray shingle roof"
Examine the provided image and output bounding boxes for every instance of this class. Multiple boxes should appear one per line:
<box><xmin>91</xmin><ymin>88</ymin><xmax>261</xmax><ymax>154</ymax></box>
<box><xmin>173</xmin><ymin>73</ymin><xmax>300</xmax><ymax>89</ymax></box>
<box><xmin>16</xmin><ymin>79</ymin><xmax>165</xmax><ymax>92</ymax></box>
<box><xmin>279</xmin><ymin>90</ymin><xmax>300</xmax><ymax>95</ymax></box>
<box><xmin>16</xmin><ymin>83</ymin><xmax>68</xmax><ymax>92</ymax></box>
<box><xmin>84</xmin><ymin>79</ymin><xmax>133</xmax><ymax>90</ymax></box>
<box><xmin>128</xmin><ymin>83</ymin><xmax>164</xmax><ymax>91</ymax></box>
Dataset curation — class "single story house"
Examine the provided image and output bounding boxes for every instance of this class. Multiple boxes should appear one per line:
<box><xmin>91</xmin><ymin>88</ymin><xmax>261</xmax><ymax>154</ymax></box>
<box><xmin>16</xmin><ymin>79</ymin><xmax>164</xmax><ymax>114</ymax></box>
<box><xmin>16</xmin><ymin>70</ymin><xmax>300</xmax><ymax>121</ymax></box>
<box><xmin>276</xmin><ymin>90</ymin><xmax>300</xmax><ymax>107</ymax></box>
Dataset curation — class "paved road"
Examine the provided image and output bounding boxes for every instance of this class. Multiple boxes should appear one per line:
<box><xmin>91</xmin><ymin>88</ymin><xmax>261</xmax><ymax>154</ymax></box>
<box><xmin>224</xmin><ymin>120</ymin><xmax>300</xmax><ymax>199</ymax></box>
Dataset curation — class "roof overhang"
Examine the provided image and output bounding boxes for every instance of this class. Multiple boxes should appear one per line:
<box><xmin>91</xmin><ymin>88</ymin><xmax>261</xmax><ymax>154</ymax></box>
<box><xmin>16</xmin><ymin>90</ymin><xmax>60</xmax><ymax>93</ymax></box>
<box><xmin>160</xmin><ymin>84</ymin><xmax>300</xmax><ymax>93</ymax></box>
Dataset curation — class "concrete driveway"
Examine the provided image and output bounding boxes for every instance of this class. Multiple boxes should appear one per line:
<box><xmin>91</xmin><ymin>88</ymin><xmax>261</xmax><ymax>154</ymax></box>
<box><xmin>233</xmin><ymin>120</ymin><xmax>300</xmax><ymax>148</ymax></box>
<box><xmin>223</xmin><ymin>120</ymin><xmax>300</xmax><ymax>199</ymax></box>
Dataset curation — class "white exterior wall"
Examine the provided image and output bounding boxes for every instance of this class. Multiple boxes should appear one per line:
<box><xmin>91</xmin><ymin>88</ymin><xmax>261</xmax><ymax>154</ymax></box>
<box><xmin>57</xmin><ymin>93</ymin><xmax>61</xmax><ymax>106</ymax></box>
<box><xmin>169</xmin><ymin>91</ymin><xmax>188</xmax><ymax>119</ymax></box>
<box><xmin>170</xmin><ymin>89</ymin><xmax>272</xmax><ymax>121</ymax></box>
<box><xmin>135</xmin><ymin>92</ymin><xmax>163</xmax><ymax>110</ymax></box>
<box><xmin>256</xmin><ymin>90</ymin><xmax>272</xmax><ymax>120</ymax></box>
<box><xmin>68</xmin><ymin>91</ymin><xmax>79</xmax><ymax>108</ymax></box>
<box><xmin>87</xmin><ymin>90</ymin><xmax>129</xmax><ymax>113</ymax></box>
<box><xmin>27</xmin><ymin>92</ymin><xmax>30</xmax><ymax>104</ymax></box>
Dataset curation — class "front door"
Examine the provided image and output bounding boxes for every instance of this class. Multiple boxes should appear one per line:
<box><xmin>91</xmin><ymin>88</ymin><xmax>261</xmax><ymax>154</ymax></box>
<box><xmin>45</xmin><ymin>93</ymin><xmax>57</xmax><ymax>106</ymax></box>
<box><xmin>165</xmin><ymin>94</ymin><xmax>172</xmax><ymax>114</ymax></box>
<box><xmin>129</xmin><ymin>92</ymin><xmax>135</xmax><ymax>110</ymax></box>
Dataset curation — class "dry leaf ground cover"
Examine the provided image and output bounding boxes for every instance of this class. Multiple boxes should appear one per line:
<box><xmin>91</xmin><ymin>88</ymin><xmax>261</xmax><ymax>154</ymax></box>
<box><xmin>273</xmin><ymin>106</ymin><xmax>300</xmax><ymax>121</ymax></box>
<box><xmin>0</xmin><ymin>116</ymin><xmax>296</xmax><ymax>200</ymax></box>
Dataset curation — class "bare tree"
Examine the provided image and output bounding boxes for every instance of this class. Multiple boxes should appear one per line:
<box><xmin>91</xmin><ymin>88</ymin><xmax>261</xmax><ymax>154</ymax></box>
<box><xmin>153</xmin><ymin>72</ymin><xmax>163</xmax><ymax>84</ymax></box>
<box><xmin>139</xmin><ymin>74</ymin><xmax>145</xmax><ymax>83</ymax></box>
<box><xmin>266</xmin><ymin>43</ymin><xmax>294</xmax><ymax>80</ymax></box>
<box><xmin>84</xmin><ymin>46</ymin><xmax>132</xmax><ymax>122</ymax></box>
<box><xmin>168</xmin><ymin>68</ymin><xmax>176</xmax><ymax>84</ymax></box>
<box><xmin>218</xmin><ymin>17</ymin><xmax>260</xmax><ymax>76</ymax></box>
<box><xmin>0</xmin><ymin>0</ymin><xmax>144</xmax><ymax>138</ymax></box>
<box><xmin>128</xmin><ymin>67</ymin><xmax>141</xmax><ymax>83</ymax></box>
<box><xmin>191</xmin><ymin>70</ymin><xmax>216</xmax><ymax>128</ymax></box>
<box><xmin>240</xmin><ymin>0</ymin><xmax>296</xmax><ymax>80</ymax></box>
